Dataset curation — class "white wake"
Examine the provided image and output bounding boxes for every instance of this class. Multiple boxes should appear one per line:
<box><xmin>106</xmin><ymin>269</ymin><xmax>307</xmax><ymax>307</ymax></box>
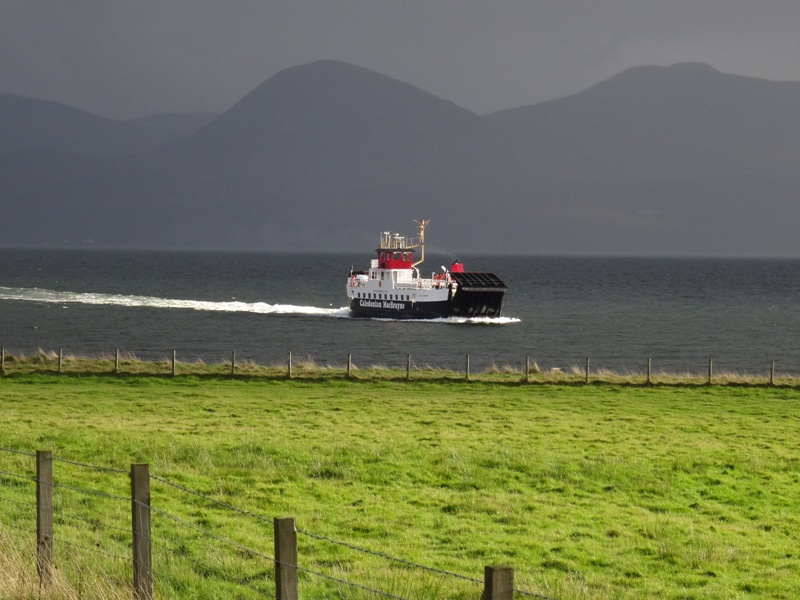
<box><xmin>0</xmin><ymin>286</ymin><xmax>349</xmax><ymax>317</ymax></box>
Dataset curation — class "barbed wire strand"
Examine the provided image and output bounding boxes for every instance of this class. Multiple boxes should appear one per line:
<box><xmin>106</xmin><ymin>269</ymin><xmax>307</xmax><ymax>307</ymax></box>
<box><xmin>150</xmin><ymin>473</ymin><xmax>273</xmax><ymax>525</ymax></box>
<box><xmin>297</xmin><ymin>528</ymin><xmax>484</xmax><ymax>585</ymax></box>
<box><xmin>286</xmin><ymin>560</ymin><xmax>410</xmax><ymax>600</ymax></box>
<box><xmin>51</xmin><ymin>480</ymin><xmax>129</xmax><ymax>503</ymax></box>
<box><xmin>146</xmin><ymin>503</ymin><xmax>274</xmax><ymax>563</ymax></box>
<box><xmin>53</xmin><ymin>536</ymin><xmax>130</xmax><ymax>564</ymax></box>
<box><xmin>0</xmin><ymin>495</ymin><xmax>36</xmax><ymax>509</ymax></box>
<box><xmin>0</xmin><ymin>468</ymin><xmax>37</xmax><ymax>483</ymax></box>
<box><xmin>516</xmin><ymin>589</ymin><xmax>559</xmax><ymax>600</ymax></box>
<box><xmin>51</xmin><ymin>456</ymin><xmax>128</xmax><ymax>474</ymax></box>
<box><xmin>55</xmin><ymin>509</ymin><xmax>131</xmax><ymax>536</ymax></box>
<box><xmin>0</xmin><ymin>447</ymin><xmax>36</xmax><ymax>458</ymax></box>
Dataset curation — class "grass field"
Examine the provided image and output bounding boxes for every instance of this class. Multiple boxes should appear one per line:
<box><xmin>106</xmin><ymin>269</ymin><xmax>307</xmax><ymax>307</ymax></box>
<box><xmin>1</xmin><ymin>374</ymin><xmax>799</xmax><ymax>599</ymax></box>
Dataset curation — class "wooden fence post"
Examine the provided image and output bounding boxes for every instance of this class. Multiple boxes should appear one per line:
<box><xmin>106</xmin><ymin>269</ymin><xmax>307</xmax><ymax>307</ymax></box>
<box><xmin>465</xmin><ymin>354</ymin><xmax>470</xmax><ymax>382</ymax></box>
<box><xmin>131</xmin><ymin>464</ymin><xmax>153</xmax><ymax>600</ymax></box>
<box><xmin>171</xmin><ymin>350</ymin><xmax>177</xmax><ymax>377</ymax></box>
<box><xmin>36</xmin><ymin>450</ymin><xmax>53</xmax><ymax>586</ymax></box>
<box><xmin>58</xmin><ymin>348</ymin><xmax>63</xmax><ymax>374</ymax></box>
<box><xmin>347</xmin><ymin>353</ymin><xmax>352</xmax><ymax>379</ymax></box>
<box><xmin>770</xmin><ymin>359</ymin><xmax>775</xmax><ymax>386</ymax></box>
<box><xmin>585</xmin><ymin>356</ymin><xmax>590</xmax><ymax>384</ymax></box>
<box><xmin>707</xmin><ymin>358</ymin><xmax>713</xmax><ymax>385</ymax></box>
<box><xmin>288</xmin><ymin>352</ymin><xmax>292</xmax><ymax>379</ymax></box>
<box><xmin>1</xmin><ymin>346</ymin><xmax>5</xmax><ymax>374</ymax></box>
<box><xmin>274</xmin><ymin>517</ymin><xmax>298</xmax><ymax>600</ymax></box>
<box><xmin>482</xmin><ymin>565</ymin><xmax>514</xmax><ymax>600</ymax></box>
<box><xmin>406</xmin><ymin>353</ymin><xmax>411</xmax><ymax>381</ymax></box>
<box><xmin>525</xmin><ymin>356</ymin><xmax>530</xmax><ymax>383</ymax></box>
<box><xmin>115</xmin><ymin>349</ymin><xmax>120</xmax><ymax>375</ymax></box>
<box><xmin>647</xmin><ymin>357</ymin><xmax>652</xmax><ymax>386</ymax></box>
<box><xmin>231</xmin><ymin>351</ymin><xmax>236</xmax><ymax>377</ymax></box>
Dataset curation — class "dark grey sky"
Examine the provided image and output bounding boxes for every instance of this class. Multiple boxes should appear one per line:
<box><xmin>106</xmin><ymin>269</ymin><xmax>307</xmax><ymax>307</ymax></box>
<box><xmin>3</xmin><ymin>1</ymin><xmax>800</xmax><ymax>119</ymax></box>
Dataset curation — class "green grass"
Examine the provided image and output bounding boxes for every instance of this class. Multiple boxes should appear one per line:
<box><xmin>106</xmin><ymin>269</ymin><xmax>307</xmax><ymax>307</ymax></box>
<box><xmin>1</xmin><ymin>375</ymin><xmax>799</xmax><ymax>599</ymax></box>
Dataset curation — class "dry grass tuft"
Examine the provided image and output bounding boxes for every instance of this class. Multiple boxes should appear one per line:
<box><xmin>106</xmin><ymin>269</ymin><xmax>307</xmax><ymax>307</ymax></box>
<box><xmin>0</xmin><ymin>531</ymin><xmax>130</xmax><ymax>600</ymax></box>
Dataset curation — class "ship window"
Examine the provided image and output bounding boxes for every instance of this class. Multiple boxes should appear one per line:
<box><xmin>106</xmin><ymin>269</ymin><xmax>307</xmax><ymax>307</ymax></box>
<box><xmin>403</xmin><ymin>252</ymin><xmax>410</xmax><ymax>261</ymax></box>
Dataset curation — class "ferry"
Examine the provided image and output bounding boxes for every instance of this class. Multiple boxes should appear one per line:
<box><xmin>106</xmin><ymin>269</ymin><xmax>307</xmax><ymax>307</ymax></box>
<box><xmin>347</xmin><ymin>219</ymin><xmax>507</xmax><ymax>319</ymax></box>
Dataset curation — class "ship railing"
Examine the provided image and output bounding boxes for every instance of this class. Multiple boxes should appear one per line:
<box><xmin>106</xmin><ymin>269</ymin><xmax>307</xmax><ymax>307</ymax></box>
<box><xmin>379</xmin><ymin>236</ymin><xmax>421</xmax><ymax>250</ymax></box>
<box><xmin>395</xmin><ymin>279</ymin><xmax>451</xmax><ymax>291</ymax></box>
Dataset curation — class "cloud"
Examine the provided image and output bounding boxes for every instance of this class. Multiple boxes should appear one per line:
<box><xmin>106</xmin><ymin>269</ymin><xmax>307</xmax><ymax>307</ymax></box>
<box><xmin>3</xmin><ymin>0</ymin><xmax>800</xmax><ymax>118</ymax></box>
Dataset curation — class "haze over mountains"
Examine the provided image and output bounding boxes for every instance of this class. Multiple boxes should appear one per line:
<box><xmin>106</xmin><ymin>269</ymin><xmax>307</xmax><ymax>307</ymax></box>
<box><xmin>2</xmin><ymin>59</ymin><xmax>799</xmax><ymax>256</ymax></box>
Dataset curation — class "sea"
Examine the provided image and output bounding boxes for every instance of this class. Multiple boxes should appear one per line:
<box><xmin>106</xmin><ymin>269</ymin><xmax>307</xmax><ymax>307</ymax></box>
<box><xmin>1</xmin><ymin>249</ymin><xmax>800</xmax><ymax>375</ymax></box>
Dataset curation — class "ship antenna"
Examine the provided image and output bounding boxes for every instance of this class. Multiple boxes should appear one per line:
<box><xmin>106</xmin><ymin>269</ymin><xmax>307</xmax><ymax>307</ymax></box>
<box><xmin>412</xmin><ymin>219</ymin><xmax>429</xmax><ymax>268</ymax></box>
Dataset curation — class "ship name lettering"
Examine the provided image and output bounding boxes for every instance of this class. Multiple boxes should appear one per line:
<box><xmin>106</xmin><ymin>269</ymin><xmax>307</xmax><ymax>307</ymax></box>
<box><xmin>358</xmin><ymin>299</ymin><xmax>405</xmax><ymax>311</ymax></box>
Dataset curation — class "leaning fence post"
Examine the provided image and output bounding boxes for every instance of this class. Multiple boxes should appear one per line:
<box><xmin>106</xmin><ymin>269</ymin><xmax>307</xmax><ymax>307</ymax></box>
<box><xmin>274</xmin><ymin>517</ymin><xmax>298</xmax><ymax>600</ymax></box>
<box><xmin>36</xmin><ymin>450</ymin><xmax>53</xmax><ymax>587</ymax></box>
<box><xmin>482</xmin><ymin>565</ymin><xmax>514</xmax><ymax>600</ymax></box>
<box><xmin>131</xmin><ymin>464</ymin><xmax>153</xmax><ymax>600</ymax></box>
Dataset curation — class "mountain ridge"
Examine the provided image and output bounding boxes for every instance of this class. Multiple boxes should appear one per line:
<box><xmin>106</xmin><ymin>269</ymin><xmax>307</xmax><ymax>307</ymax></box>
<box><xmin>1</xmin><ymin>60</ymin><xmax>799</xmax><ymax>256</ymax></box>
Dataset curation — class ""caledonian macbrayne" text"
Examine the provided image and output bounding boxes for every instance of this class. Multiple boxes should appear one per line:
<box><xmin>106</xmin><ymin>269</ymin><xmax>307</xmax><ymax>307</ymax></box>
<box><xmin>358</xmin><ymin>299</ymin><xmax>406</xmax><ymax>311</ymax></box>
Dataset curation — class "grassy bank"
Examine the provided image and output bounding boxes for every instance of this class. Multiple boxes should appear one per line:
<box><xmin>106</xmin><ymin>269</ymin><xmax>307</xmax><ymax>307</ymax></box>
<box><xmin>2</xmin><ymin>349</ymin><xmax>799</xmax><ymax>386</ymax></box>
<box><xmin>1</xmin><ymin>376</ymin><xmax>799</xmax><ymax>598</ymax></box>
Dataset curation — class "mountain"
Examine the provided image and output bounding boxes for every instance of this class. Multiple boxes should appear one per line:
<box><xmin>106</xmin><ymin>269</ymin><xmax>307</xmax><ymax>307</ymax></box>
<box><xmin>0</xmin><ymin>94</ymin><xmax>218</xmax><ymax>158</ymax></box>
<box><xmin>1</xmin><ymin>60</ymin><xmax>799</xmax><ymax>256</ymax></box>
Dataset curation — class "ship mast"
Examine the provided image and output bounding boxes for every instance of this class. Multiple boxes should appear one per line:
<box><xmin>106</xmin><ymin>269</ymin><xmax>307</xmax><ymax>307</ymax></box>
<box><xmin>412</xmin><ymin>219</ymin><xmax>429</xmax><ymax>268</ymax></box>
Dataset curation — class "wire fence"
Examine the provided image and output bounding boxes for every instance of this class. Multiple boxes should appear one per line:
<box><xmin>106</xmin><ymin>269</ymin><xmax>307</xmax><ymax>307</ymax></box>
<box><xmin>3</xmin><ymin>344</ymin><xmax>799</xmax><ymax>387</ymax></box>
<box><xmin>0</xmin><ymin>446</ymin><xmax>556</xmax><ymax>600</ymax></box>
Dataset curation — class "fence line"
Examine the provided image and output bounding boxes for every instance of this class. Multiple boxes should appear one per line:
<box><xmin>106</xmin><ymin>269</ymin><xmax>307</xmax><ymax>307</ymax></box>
<box><xmin>0</xmin><ymin>448</ymin><xmax>556</xmax><ymax>600</ymax></box>
<box><xmin>1</xmin><ymin>346</ymin><xmax>797</xmax><ymax>387</ymax></box>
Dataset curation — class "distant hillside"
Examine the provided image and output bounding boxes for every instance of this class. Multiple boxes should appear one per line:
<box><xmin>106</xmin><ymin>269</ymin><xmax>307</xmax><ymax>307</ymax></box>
<box><xmin>1</xmin><ymin>60</ymin><xmax>799</xmax><ymax>256</ymax></box>
<box><xmin>0</xmin><ymin>94</ymin><xmax>217</xmax><ymax>157</ymax></box>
